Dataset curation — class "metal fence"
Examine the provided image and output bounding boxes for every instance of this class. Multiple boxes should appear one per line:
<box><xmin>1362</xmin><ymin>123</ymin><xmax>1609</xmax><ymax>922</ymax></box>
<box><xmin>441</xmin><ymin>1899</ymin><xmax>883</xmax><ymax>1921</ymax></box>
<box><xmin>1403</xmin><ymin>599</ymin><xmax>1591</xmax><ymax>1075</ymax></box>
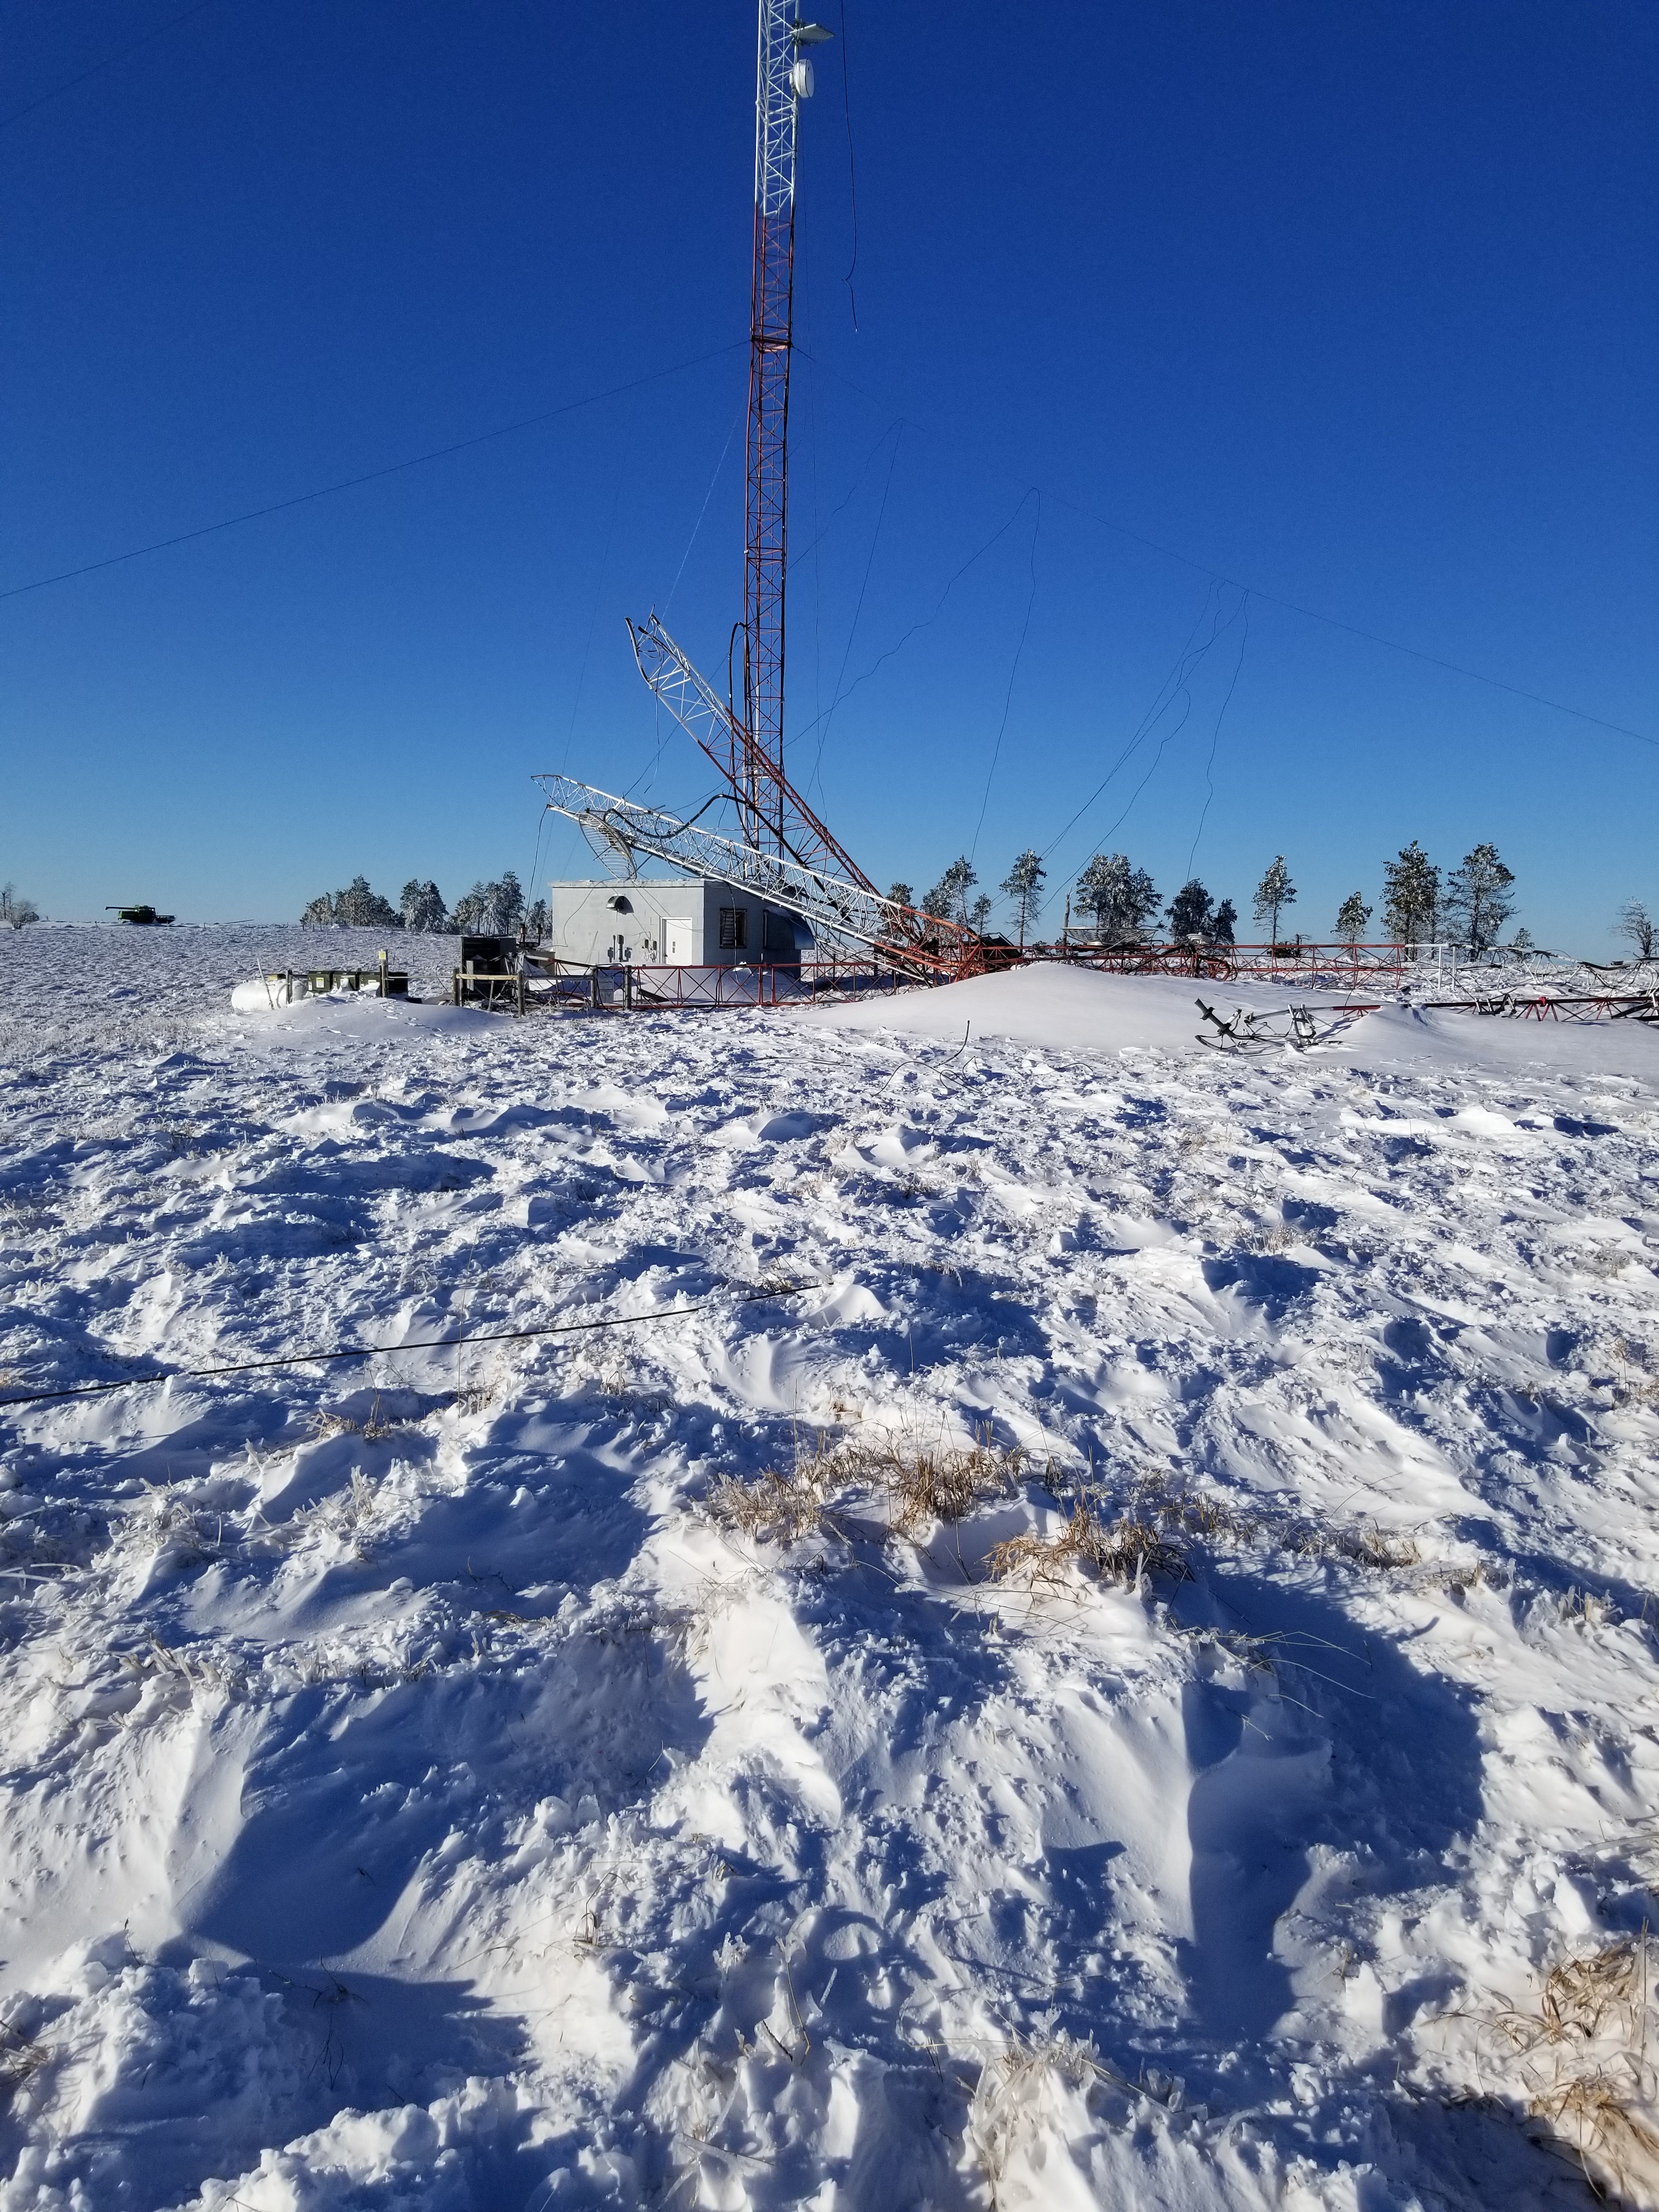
<box><xmin>523</xmin><ymin>957</ymin><xmax>912</xmax><ymax>1014</ymax></box>
<box><xmin>1062</xmin><ymin>940</ymin><xmax>1445</xmax><ymax>991</ymax></box>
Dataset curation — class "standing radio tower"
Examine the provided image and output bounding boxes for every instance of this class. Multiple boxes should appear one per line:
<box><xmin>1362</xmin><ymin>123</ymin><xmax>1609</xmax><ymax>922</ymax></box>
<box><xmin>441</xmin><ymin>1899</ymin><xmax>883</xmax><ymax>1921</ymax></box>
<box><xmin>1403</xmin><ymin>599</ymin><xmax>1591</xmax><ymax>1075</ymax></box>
<box><xmin>624</xmin><ymin>3</ymin><xmax>961</xmax><ymax>944</ymax></box>
<box><xmin>566</xmin><ymin>5</ymin><xmax>988</xmax><ymax>977</ymax></box>
<box><xmin>743</xmin><ymin>4</ymin><xmax>832</xmax><ymax>854</ymax></box>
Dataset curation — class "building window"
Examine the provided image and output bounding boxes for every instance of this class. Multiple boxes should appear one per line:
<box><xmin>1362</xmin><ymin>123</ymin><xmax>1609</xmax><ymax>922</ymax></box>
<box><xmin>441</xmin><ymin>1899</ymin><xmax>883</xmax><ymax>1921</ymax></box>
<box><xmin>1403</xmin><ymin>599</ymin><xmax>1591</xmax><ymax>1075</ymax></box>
<box><xmin>718</xmin><ymin>907</ymin><xmax>748</xmax><ymax>950</ymax></box>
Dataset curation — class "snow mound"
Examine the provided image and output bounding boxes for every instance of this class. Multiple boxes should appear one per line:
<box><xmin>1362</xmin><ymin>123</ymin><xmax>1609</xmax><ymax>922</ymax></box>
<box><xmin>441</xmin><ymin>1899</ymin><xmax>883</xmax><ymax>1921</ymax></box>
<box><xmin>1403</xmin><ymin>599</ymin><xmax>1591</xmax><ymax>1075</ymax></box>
<box><xmin>802</xmin><ymin>963</ymin><xmax>1307</xmax><ymax>1054</ymax></box>
<box><xmin>807</xmin><ymin>960</ymin><xmax>1659</xmax><ymax>1079</ymax></box>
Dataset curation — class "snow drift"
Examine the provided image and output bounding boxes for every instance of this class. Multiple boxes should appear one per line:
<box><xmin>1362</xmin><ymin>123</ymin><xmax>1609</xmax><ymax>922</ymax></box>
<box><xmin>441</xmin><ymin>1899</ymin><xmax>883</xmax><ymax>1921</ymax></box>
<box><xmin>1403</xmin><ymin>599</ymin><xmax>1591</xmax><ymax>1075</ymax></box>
<box><xmin>2</xmin><ymin>927</ymin><xmax>1658</xmax><ymax>2208</ymax></box>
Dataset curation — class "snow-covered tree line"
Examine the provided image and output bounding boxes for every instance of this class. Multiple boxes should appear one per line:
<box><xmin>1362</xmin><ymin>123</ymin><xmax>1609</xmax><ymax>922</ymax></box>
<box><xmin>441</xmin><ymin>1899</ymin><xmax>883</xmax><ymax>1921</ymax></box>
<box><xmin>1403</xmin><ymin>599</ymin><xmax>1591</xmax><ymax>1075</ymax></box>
<box><xmin>893</xmin><ymin>837</ymin><xmax>1547</xmax><ymax>957</ymax></box>
<box><xmin>300</xmin><ymin>873</ymin><xmax>548</xmax><ymax>939</ymax></box>
<box><xmin>898</xmin><ymin>849</ymin><xmax>1241</xmax><ymax>947</ymax></box>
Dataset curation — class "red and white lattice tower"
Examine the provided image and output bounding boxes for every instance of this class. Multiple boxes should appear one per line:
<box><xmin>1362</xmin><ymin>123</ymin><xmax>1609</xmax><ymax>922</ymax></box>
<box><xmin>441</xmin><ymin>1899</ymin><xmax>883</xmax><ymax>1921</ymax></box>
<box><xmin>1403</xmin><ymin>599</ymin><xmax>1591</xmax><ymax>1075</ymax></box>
<box><xmin>741</xmin><ymin>5</ymin><xmax>831</xmax><ymax>854</ymax></box>
<box><xmin>611</xmin><ymin>10</ymin><xmax>979</xmax><ymax>973</ymax></box>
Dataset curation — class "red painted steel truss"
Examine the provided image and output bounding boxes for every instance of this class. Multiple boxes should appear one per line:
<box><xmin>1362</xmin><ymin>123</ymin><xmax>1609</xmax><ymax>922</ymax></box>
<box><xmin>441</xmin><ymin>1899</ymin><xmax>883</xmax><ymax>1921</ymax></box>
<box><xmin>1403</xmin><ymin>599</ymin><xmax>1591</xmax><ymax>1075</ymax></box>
<box><xmin>741</xmin><ymin>0</ymin><xmax>802</xmax><ymax>851</ymax></box>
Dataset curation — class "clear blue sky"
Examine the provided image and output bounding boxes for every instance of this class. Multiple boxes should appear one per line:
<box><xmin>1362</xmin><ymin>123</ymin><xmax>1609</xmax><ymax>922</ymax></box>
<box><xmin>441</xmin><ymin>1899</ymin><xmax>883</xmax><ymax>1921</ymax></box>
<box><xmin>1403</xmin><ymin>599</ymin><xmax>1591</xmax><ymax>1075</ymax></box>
<box><xmin>3</xmin><ymin>1</ymin><xmax>1654</xmax><ymax>949</ymax></box>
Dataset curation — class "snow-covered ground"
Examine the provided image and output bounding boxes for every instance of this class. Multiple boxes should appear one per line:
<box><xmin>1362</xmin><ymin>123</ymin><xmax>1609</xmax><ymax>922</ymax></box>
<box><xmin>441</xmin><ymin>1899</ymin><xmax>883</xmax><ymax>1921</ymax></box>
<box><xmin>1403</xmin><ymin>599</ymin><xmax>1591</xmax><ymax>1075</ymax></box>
<box><xmin>4</xmin><ymin>927</ymin><xmax>1659</xmax><ymax>2210</ymax></box>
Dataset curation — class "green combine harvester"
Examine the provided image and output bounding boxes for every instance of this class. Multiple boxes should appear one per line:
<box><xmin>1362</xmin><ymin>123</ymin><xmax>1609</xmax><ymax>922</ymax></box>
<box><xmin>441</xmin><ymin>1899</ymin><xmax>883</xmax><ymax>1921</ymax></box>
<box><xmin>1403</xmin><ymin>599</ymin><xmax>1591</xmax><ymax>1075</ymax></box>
<box><xmin>108</xmin><ymin>905</ymin><xmax>176</xmax><ymax>926</ymax></box>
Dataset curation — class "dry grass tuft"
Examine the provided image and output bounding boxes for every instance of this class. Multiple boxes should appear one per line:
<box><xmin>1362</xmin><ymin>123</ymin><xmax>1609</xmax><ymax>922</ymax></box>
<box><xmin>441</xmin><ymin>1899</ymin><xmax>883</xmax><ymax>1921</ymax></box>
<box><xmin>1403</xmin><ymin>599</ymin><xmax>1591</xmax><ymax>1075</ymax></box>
<box><xmin>1609</xmin><ymin>1339</ymin><xmax>1659</xmax><ymax>1412</ymax></box>
<box><xmin>877</xmin><ymin>1436</ymin><xmax>1023</xmax><ymax>1538</ymax></box>
<box><xmin>312</xmin><ymin>1393</ymin><xmax>413</xmax><ymax>1441</ymax></box>
<box><xmin>99</xmin><ymin>1487</ymin><xmax>229</xmax><ymax>1572</ymax></box>
<box><xmin>709</xmin><ymin>1449</ymin><xmax>839</xmax><ymax>1547</ymax></box>
<box><xmin>989</xmin><ymin>1475</ymin><xmax>1424</xmax><ymax>1592</ymax></box>
<box><xmin>1489</xmin><ymin>1936</ymin><xmax>1659</xmax><ymax>2202</ymax></box>
<box><xmin>1155</xmin><ymin>1487</ymin><xmax>1259</xmax><ymax>1547</ymax></box>
<box><xmin>710</xmin><ymin>1428</ymin><xmax>1026</xmax><ymax>1549</ymax></box>
<box><xmin>710</xmin><ymin>1436</ymin><xmax>1429</xmax><ymax>1610</ymax></box>
<box><xmin>0</xmin><ymin>2022</ymin><xmax>46</xmax><ymax>2106</ymax></box>
<box><xmin>1254</xmin><ymin>1221</ymin><xmax>1302</xmax><ymax>1253</ymax></box>
<box><xmin>1583</xmin><ymin>1247</ymin><xmax>1641</xmax><ymax>1282</ymax></box>
<box><xmin>1327</xmin><ymin>1520</ymin><xmax>1422</xmax><ymax>1570</ymax></box>
<box><xmin>1559</xmin><ymin>1585</ymin><xmax>1619</xmax><ymax>1632</ymax></box>
<box><xmin>967</xmin><ymin>2028</ymin><xmax>1181</xmax><ymax>2196</ymax></box>
<box><xmin>987</xmin><ymin>1496</ymin><xmax>1190</xmax><ymax>1590</ymax></box>
<box><xmin>327</xmin><ymin>1470</ymin><xmax>382</xmax><ymax>1539</ymax></box>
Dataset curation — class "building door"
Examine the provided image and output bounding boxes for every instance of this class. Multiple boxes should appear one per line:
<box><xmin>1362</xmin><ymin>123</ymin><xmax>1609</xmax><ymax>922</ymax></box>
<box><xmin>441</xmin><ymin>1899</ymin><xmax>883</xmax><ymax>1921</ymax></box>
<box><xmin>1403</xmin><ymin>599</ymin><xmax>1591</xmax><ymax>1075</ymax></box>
<box><xmin>665</xmin><ymin>917</ymin><xmax>695</xmax><ymax>963</ymax></box>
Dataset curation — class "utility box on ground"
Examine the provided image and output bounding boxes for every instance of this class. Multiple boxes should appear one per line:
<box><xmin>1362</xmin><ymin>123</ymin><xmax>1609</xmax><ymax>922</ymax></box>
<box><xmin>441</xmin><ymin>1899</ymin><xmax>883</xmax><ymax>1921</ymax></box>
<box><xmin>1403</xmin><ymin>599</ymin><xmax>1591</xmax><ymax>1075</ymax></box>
<box><xmin>547</xmin><ymin>878</ymin><xmax>813</xmax><ymax>970</ymax></box>
<box><xmin>454</xmin><ymin>935</ymin><xmax>522</xmax><ymax>1011</ymax></box>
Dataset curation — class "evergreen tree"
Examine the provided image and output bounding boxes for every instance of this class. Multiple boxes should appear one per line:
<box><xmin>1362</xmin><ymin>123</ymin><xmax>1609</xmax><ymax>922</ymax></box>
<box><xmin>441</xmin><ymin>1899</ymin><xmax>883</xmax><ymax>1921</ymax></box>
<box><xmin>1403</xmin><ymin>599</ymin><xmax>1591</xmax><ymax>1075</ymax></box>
<box><xmin>922</xmin><ymin>856</ymin><xmax>977</xmax><ymax>924</ymax></box>
<box><xmin>1334</xmin><ymin>891</ymin><xmax>1372</xmax><ymax>942</ymax></box>
<box><xmin>1166</xmin><ymin>878</ymin><xmax>1215</xmax><ymax>940</ymax></box>
<box><xmin>399</xmin><ymin>879</ymin><xmax>450</xmax><ymax>933</ymax></box>
<box><xmin>1211</xmin><ymin>898</ymin><xmax>1237</xmax><ymax>946</ymax></box>
<box><xmin>1252</xmin><ymin>856</ymin><xmax>1297</xmax><ymax>944</ymax></box>
<box><xmin>1616</xmin><ymin>900</ymin><xmax>1657</xmax><ymax>961</ymax></box>
<box><xmin>525</xmin><ymin>897</ymin><xmax>549</xmax><ymax>943</ymax></box>
<box><xmin>887</xmin><ymin>882</ymin><xmax>913</xmax><ymax>910</ymax></box>
<box><xmin>1000</xmin><ymin>850</ymin><xmax>1046</xmax><ymax>946</ymax></box>
<box><xmin>1075</xmin><ymin>853</ymin><xmax>1160</xmax><ymax>943</ymax></box>
<box><xmin>339</xmin><ymin>876</ymin><xmax>401</xmax><ymax>928</ymax></box>
<box><xmin>968</xmin><ymin>893</ymin><xmax>993</xmax><ymax>932</ymax></box>
<box><xmin>494</xmin><ymin>871</ymin><xmax>527</xmax><ymax>935</ymax></box>
<box><xmin>452</xmin><ymin>873</ymin><xmax>527</xmax><ymax>936</ymax></box>
<box><xmin>1442</xmin><ymin>844</ymin><xmax>1515</xmax><ymax>958</ymax></box>
<box><xmin>1381</xmin><ymin>842</ymin><xmax>1440</xmax><ymax>947</ymax></box>
<box><xmin>301</xmin><ymin>877</ymin><xmax>401</xmax><ymax>928</ymax></box>
<box><xmin>1</xmin><ymin>884</ymin><xmax>41</xmax><ymax>929</ymax></box>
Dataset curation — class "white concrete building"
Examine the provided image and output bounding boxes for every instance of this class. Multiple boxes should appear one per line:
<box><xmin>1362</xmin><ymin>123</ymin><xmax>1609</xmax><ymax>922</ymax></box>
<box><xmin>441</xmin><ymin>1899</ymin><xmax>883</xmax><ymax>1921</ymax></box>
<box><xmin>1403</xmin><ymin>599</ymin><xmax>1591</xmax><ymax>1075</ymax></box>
<box><xmin>547</xmin><ymin>878</ymin><xmax>814</xmax><ymax>969</ymax></box>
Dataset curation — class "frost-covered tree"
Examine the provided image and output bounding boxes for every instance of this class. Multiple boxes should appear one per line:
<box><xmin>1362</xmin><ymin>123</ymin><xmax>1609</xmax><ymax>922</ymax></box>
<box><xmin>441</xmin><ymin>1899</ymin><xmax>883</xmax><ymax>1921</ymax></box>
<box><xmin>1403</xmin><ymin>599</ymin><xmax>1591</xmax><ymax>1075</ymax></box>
<box><xmin>1075</xmin><ymin>853</ymin><xmax>1160</xmax><ymax>943</ymax></box>
<box><xmin>339</xmin><ymin>876</ymin><xmax>400</xmax><ymax>928</ymax></box>
<box><xmin>1615</xmin><ymin>900</ymin><xmax>1656</xmax><ymax>961</ymax></box>
<box><xmin>922</xmin><ymin>857</ymin><xmax>977</xmax><ymax>925</ymax></box>
<box><xmin>1211</xmin><ymin>898</ymin><xmax>1237</xmax><ymax>946</ymax></box>
<box><xmin>1</xmin><ymin>883</ymin><xmax>41</xmax><ymax>929</ymax></box>
<box><xmin>1334</xmin><ymin>891</ymin><xmax>1372</xmax><ymax>942</ymax></box>
<box><xmin>1381</xmin><ymin>842</ymin><xmax>1440</xmax><ymax>948</ymax></box>
<box><xmin>968</xmin><ymin>892</ymin><xmax>993</xmax><ymax>932</ymax></box>
<box><xmin>494</xmin><ymin>871</ymin><xmax>526</xmax><ymax>935</ymax></box>
<box><xmin>1252</xmin><ymin>856</ymin><xmax>1297</xmax><ymax>944</ymax></box>
<box><xmin>400</xmin><ymin>879</ymin><xmax>450</xmax><ymax>933</ymax></box>
<box><xmin>1165</xmin><ymin>878</ymin><xmax>1215</xmax><ymax>940</ymax></box>
<box><xmin>524</xmin><ymin>897</ymin><xmax>549</xmax><ymax>943</ymax></box>
<box><xmin>301</xmin><ymin>876</ymin><xmax>401</xmax><ymax>928</ymax></box>
<box><xmin>887</xmin><ymin>881</ymin><xmax>913</xmax><ymax>910</ymax></box>
<box><xmin>452</xmin><ymin>872</ymin><xmax>527</xmax><ymax>936</ymax></box>
<box><xmin>1000</xmin><ymin>850</ymin><xmax>1046</xmax><ymax>946</ymax></box>
<box><xmin>1443</xmin><ymin>844</ymin><xmax>1514</xmax><ymax>958</ymax></box>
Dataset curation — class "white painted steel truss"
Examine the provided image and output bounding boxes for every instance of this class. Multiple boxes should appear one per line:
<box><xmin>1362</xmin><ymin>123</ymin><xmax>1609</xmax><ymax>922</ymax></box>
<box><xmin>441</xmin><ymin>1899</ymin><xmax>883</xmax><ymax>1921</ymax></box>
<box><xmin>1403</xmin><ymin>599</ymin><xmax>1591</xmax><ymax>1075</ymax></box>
<box><xmin>755</xmin><ymin>0</ymin><xmax>802</xmax><ymax>223</ymax></box>
<box><xmin>625</xmin><ymin>610</ymin><xmax>877</xmax><ymax>894</ymax></box>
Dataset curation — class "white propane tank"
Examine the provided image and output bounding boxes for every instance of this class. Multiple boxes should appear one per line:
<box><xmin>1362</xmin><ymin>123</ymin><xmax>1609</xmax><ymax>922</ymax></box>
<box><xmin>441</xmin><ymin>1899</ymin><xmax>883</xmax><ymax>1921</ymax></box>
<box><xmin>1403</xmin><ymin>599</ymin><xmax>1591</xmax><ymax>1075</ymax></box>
<box><xmin>791</xmin><ymin>57</ymin><xmax>814</xmax><ymax>98</ymax></box>
<box><xmin>230</xmin><ymin>973</ymin><xmax>304</xmax><ymax>1013</ymax></box>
